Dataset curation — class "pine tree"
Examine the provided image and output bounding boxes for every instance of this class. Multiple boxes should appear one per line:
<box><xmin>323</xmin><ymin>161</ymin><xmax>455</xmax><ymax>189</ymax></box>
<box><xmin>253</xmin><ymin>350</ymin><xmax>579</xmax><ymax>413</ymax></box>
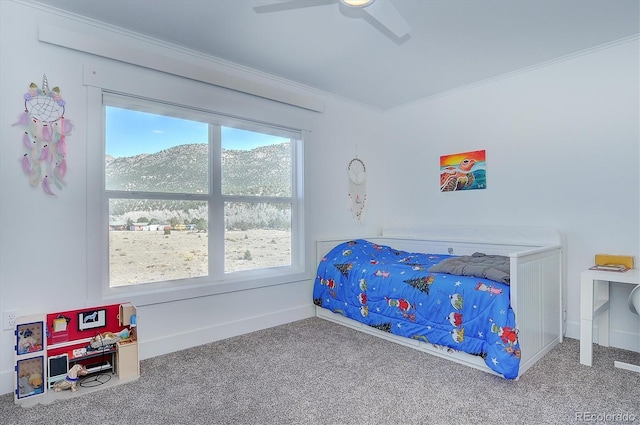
<box><xmin>369</xmin><ymin>323</ymin><xmax>392</xmax><ymax>333</ymax></box>
<box><xmin>404</xmin><ymin>275</ymin><xmax>435</xmax><ymax>294</ymax></box>
<box><xmin>469</xmin><ymin>351</ymin><xmax>487</xmax><ymax>360</ymax></box>
<box><xmin>334</xmin><ymin>263</ymin><xmax>353</xmax><ymax>277</ymax></box>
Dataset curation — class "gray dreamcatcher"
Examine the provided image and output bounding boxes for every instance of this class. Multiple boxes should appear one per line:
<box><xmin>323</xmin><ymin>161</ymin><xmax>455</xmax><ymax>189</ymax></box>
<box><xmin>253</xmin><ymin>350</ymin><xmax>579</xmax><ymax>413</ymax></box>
<box><xmin>347</xmin><ymin>158</ymin><xmax>367</xmax><ymax>223</ymax></box>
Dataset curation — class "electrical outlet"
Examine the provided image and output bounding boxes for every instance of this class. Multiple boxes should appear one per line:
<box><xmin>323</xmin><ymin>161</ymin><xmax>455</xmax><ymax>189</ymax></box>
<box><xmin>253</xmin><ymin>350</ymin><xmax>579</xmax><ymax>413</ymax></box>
<box><xmin>3</xmin><ymin>310</ymin><xmax>17</xmax><ymax>330</ymax></box>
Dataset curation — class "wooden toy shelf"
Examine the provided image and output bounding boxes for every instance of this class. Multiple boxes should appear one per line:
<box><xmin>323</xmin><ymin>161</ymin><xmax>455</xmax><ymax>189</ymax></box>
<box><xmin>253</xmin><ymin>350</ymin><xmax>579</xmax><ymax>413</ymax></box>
<box><xmin>13</xmin><ymin>303</ymin><xmax>139</xmax><ymax>407</ymax></box>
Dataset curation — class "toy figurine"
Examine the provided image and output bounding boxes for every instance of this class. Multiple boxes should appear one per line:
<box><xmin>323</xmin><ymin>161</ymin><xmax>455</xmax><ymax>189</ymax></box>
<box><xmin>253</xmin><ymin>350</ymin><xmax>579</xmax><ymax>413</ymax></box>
<box><xmin>18</xmin><ymin>374</ymin><xmax>34</xmax><ymax>396</ymax></box>
<box><xmin>89</xmin><ymin>331</ymin><xmax>120</xmax><ymax>349</ymax></box>
<box><xmin>18</xmin><ymin>329</ymin><xmax>37</xmax><ymax>354</ymax></box>
<box><xmin>28</xmin><ymin>371</ymin><xmax>43</xmax><ymax>389</ymax></box>
<box><xmin>53</xmin><ymin>364</ymin><xmax>88</xmax><ymax>392</ymax></box>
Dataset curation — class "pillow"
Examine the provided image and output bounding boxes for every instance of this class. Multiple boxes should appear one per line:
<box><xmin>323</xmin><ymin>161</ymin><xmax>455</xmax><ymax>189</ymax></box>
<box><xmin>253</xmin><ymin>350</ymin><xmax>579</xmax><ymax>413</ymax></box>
<box><xmin>427</xmin><ymin>252</ymin><xmax>510</xmax><ymax>284</ymax></box>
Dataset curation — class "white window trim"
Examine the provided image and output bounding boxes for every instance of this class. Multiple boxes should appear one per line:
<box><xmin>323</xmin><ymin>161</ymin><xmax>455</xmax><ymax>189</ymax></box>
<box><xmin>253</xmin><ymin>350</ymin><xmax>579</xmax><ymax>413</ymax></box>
<box><xmin>39</xmin><ymin>23</ymin><xmax>325</xmax><ymax>113</ymax></box>
<box><xmin>85</xmin><ymin>65</ymin><xmax>309</xmax><ymax>307</ymax></box>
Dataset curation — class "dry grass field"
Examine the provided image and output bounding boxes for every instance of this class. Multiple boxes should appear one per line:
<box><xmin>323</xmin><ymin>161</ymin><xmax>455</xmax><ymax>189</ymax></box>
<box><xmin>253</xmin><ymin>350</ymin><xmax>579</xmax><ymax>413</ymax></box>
<box><xmin>109</xmin><ymin>229</ymin><xmax>291</xmax><ymax>286</ymax></box>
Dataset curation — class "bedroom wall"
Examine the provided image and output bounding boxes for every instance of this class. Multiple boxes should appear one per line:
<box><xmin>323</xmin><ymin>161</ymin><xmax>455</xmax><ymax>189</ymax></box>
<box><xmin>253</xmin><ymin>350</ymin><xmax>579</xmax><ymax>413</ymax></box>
<box><xmin>1</xmin><ymin>0</ymin><xmax>637</xmax><ymax>397</ymax></box>
<box><xmin>0</xmin><ymin>1</ymin><xmax>386</xmax><ymax>395</ymax></box>
<box><xmin>381</xmin><ymin>37</ymin><xmax>640</xmax><ymax>352</ymax></box>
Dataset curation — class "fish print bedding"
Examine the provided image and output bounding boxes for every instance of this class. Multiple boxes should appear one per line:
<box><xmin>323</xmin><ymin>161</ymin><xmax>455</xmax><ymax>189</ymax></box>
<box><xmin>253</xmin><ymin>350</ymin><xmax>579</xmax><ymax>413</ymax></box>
<box><xmin>313</xmin><ymin>239</ymin><xmax>521</xmax><ymax>379</ymax></box>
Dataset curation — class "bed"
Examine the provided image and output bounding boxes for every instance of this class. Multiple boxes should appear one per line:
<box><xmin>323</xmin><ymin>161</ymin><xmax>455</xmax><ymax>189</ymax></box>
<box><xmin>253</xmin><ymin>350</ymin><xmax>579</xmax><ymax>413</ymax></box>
<box><xmin>313</xmin><ymin>226</ymin><xmax>563</xmax><ymax>379</ymax></box>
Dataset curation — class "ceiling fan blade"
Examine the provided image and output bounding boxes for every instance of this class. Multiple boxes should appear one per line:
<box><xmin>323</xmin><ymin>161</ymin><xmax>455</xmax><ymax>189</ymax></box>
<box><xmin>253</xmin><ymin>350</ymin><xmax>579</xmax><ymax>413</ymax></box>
<box><xmin>362</xmin><ymin>0</ymin><xmax>410</xmax><ymax>38</ymax></box>
<box><xmin>254</xmin><ymin>0</ymin><xmax>337</xmax><ymax>14</ymax></box>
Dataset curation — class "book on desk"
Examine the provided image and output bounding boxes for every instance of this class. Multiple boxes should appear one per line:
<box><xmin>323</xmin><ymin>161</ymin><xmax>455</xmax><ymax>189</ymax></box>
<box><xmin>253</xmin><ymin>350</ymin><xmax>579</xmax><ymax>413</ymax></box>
<box><xmin>590</xmin><ymin>253</ymin><xmax>635</xmax><ymax>273</ymax></box>
<box><xmin>588</xmin><ymin>264</ymin><xmax>630</xmax><ymax>272</ymax></box>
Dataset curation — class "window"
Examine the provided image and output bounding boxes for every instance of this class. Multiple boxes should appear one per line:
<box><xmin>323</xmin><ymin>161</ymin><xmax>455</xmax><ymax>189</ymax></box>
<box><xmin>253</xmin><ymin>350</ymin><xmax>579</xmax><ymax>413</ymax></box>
<box><xmin>102</xmin><ymin>93</ymin><xmax>302</xmax><ymax>292</ymax></box>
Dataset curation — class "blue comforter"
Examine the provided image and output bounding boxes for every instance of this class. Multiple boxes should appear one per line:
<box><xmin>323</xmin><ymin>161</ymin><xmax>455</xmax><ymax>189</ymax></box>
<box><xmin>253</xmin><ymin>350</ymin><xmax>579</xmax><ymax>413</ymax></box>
<box><xmin>313</xmin><ymin>240</ymin><xmax>521</xmax><ymax>379</ymax></box>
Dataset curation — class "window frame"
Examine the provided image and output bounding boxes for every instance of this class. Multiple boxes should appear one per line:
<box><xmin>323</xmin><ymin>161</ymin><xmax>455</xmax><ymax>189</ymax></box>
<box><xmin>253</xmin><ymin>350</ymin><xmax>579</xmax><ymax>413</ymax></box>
<box><xmin>86</xmin><ymin>79</ymin><xmax>307</xmax><ymax>307</ymax></box>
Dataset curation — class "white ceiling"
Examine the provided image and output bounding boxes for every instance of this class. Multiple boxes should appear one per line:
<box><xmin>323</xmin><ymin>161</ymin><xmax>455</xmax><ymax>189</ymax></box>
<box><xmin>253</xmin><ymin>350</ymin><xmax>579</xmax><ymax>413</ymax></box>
<box><xmin>32</xmin><ymin>0</ymin><xmax>640</xmax><ymax>110</ymax></box>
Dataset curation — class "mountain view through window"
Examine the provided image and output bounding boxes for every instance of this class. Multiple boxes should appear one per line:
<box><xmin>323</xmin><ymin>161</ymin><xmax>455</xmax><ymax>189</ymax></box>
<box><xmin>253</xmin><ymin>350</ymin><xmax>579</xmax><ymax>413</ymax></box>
<box><xmin>105</xmin><ymin>105</ymin><xmax>295</xmax><ymax>287</ymax></box>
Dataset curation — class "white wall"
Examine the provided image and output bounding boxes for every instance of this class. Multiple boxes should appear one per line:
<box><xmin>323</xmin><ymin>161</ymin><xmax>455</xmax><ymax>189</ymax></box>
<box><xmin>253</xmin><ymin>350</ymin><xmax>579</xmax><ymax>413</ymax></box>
<box><xmin>382</xmin><ymin>38</ymin><xmax>640</xmax><ymax>350</ymax></box>
<box><xmin>1</xmin><ymin>0</ymin><xmax>638</xmax><ymax>397</ymax></box>
<box><xmin>0</xmin><ymin>1</ymin><xmax>386</xmax><ymax>395</ymax></box>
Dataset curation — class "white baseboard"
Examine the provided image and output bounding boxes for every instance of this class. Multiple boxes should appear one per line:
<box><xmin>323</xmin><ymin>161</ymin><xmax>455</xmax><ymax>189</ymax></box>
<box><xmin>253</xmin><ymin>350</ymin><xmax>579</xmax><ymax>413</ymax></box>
<box><xmin>138</xmin><ymin>304</ymin><xmax>315</xmax><ymax>360</ymax></box>
<box><xmin>0</xmin><ymin>305</ymin><xmax>315</xmax><ymax>397</ymax></box>
<box><xmin>565</xmin><ymin>320</ymin><xmax>640</xmax><ymax>352</ymax></box>
<box><xmin>0</xmin><ymin>372</ymin><xmax>12</xmax><ymax>397</ymax></box>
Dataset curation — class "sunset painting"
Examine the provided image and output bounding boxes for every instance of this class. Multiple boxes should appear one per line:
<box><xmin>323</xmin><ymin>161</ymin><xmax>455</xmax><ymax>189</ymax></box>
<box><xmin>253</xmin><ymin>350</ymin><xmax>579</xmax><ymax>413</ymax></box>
<box><xmin>440</xmin><ymin>149</ymin><xmax>486</xmax><ymax>192</ymax></box>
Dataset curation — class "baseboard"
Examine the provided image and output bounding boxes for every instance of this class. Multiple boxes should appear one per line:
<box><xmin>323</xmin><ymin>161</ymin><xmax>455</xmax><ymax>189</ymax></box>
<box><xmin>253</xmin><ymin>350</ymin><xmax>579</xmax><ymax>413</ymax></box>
<box><xmin>565</xmin><ymin>320</ymin><xmax>640</xmax><ymax>352</ymax></box>
<box><xmin>0</xmin><ymin>305</ymin><xmax>316</xmax><ymax>397</ymax></box>
<box><xmin>138</xmin><ymin>305</ymin><xmax>316</xmax><ymax>361</ymax></box>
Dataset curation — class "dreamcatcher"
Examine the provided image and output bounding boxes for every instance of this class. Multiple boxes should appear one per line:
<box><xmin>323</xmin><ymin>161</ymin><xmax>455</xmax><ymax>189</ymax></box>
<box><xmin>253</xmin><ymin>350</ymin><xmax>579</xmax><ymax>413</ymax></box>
<box><xmin>347</xmin><ymin>157</ymin><xmax>367</xmax><ymax>223</ymax></box>
<box><xmin>13</xmin><ymin>75</ymin><xmax>73</xmax><ymax>196</ymax></box>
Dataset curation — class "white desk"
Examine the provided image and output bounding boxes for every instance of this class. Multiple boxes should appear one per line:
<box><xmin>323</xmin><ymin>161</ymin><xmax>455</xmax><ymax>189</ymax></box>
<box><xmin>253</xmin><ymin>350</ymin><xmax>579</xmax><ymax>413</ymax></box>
<box><xmin>580</xmin><ymin>268</ymin><xmax>639</xmax><ymax>366</ymax></box>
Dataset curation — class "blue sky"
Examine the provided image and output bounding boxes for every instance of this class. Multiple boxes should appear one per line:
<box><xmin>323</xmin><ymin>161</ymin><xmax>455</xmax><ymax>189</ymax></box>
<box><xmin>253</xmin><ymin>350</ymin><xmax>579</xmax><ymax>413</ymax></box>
<box><xmin>105</xmin><ymin>107</ymin><xmax>287</xmax><ymax>157</ymax></box>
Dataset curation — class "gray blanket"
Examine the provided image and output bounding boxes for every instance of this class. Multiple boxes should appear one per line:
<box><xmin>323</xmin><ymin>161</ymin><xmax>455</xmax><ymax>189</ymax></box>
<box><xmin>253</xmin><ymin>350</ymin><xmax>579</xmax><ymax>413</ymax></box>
<box><xmin>427</xmin><ymin>252</ymin><xmax>511</xmax><ymax>284</ymax></box>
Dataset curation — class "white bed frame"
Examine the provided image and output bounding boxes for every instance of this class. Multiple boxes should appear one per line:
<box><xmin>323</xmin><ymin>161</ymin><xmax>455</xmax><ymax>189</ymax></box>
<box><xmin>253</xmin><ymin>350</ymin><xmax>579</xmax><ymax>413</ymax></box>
<box><xmin>315</xmin><ymin>225</ymin><xmax>564</xmax><ymax>379</ymax></box>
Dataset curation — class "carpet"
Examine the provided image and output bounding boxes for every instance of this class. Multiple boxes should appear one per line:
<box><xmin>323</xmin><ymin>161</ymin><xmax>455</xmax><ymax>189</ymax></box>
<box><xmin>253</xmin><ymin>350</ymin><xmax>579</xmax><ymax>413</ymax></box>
<box><xmin>1</xmin><ymin>317</ymin><xmax>638</xmax><ymax>424</ymax></box>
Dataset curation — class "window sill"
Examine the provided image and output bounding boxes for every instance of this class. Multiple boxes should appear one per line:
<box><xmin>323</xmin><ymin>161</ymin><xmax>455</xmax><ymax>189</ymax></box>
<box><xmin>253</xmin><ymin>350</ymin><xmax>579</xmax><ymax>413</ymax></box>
<box><xmin>91</xmin><ymin>269</ymin><xmax>311</xmax><ymax>307</ymax></box>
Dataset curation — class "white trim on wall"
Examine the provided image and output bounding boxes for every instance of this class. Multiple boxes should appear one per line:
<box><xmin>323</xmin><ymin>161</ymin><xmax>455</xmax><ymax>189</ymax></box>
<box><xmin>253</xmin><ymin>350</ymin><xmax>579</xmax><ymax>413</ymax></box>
<box><xmin>83</xmin><ymin>66</ymin><xmax>313</xmax><ymax>306</ymax></box>
<box><xmin>38</xmin><ymin>23</ymin><xmax>325</xmax><ymax>113</ymax></box>
<box><xmin>82</xmin><ymin>65</ymin><xmax>317</xmax><ymax>132</ymax></box>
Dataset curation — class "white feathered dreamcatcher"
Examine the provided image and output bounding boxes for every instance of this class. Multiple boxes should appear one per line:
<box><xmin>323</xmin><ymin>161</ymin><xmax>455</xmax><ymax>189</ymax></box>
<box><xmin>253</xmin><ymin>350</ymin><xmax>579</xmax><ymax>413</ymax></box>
<box><xmin>13</xmin><ymin>75</ymin><xmax>73</xmax><ymax>196</ymax></box>
<box><xmin>347</xmin><ymin>158</ymin><xmax>367</xmax><ymax>223</ymax></box>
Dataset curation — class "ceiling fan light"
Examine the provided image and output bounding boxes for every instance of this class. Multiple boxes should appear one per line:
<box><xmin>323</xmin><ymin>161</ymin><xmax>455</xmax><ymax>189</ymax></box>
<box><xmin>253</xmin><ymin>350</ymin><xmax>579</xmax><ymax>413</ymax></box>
<box><xmin>341</xmin><ymin>0</ymin><xmax>375</xmax><ymax>7</ymax></box>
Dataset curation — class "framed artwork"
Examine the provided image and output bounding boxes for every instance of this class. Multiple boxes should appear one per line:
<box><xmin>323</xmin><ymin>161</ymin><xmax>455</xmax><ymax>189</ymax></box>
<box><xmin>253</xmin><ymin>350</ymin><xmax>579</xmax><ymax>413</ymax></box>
<box><xmin>440</xmin><ymin>149</ymin><xmax>486</xmax><ymax>192</ymax></box>
<box><xmin>16</xmin><ymin>322</ymin><xmax>44</xmax><ymax>355</ymax></box>
<box><xmin>16</xmin><ymin>356</ymin><xmax>45</xmax><ymax>399</ymax></box>
<box><xmin>78</xmin><ymin>309</ymin><xmax>106</xmax><ymax>331</ymax></box>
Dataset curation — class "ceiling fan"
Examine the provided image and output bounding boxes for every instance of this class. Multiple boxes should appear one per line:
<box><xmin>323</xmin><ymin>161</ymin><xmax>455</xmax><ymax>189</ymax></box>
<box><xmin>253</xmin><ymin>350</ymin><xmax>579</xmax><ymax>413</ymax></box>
<box><xmin>254</xmin><ymin>0</ymin><xmax>411</xmax><ymax>39</ymax></box>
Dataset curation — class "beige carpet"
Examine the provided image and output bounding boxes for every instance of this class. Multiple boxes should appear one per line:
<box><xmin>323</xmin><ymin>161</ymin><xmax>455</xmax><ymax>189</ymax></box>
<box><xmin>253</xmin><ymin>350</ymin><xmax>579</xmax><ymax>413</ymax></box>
<box><xmin>1</xmin><ymin>317</ymin><xmax>638</xmax><ymax>424</ymax></box>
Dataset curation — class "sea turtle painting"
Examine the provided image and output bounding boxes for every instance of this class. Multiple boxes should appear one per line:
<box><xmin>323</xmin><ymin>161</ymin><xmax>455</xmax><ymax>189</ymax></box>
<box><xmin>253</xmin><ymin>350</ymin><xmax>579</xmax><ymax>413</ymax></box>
<box><xmin>439</xmin><ymin>150</ymin><xmax>486</xmax><ymax>192</ymax></box>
